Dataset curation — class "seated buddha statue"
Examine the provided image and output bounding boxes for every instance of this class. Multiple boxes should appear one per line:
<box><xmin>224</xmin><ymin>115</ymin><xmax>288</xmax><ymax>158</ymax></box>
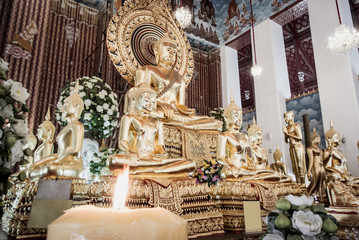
<box><xmin>29</xmin><ymin>81</ymin><xmax>84</xmax><ymax>178</ymax></box>
<box><xmin>108</xmin><ymin>84</ymin><xmax>196</xmax><ymax>175</ymax></box>
<box><xmin>33</xmin><ymin>108</ymin><xmax>55</xmax><ymax>163</ymax></box>
<box><xmin>128</xmin><ymin>34</ymin><xmax>221</xmax><ymax>131</ymax></box>
<box><xmin>270</xmin><ymin>146</ymin><xmax>289</xmax><ymax>177</ymax></box>
<box><xmin>324</xmin><ymin>120</ymin><xmax>359</xmax><ymax>185</ymax></box>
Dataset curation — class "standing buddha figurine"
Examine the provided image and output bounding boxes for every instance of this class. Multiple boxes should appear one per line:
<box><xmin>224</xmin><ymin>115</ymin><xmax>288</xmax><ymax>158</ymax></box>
<box><xmin>282</xmin><ymin>111</ymin><xmax>306</xmax><ymax>184</ymax></box>
<box><xmin>29</xmin><ymin>81</ymin><xmax>84</xmax><ymax>178</ymax></box>
<box><xmin>307</xmin><ymin>128</ymin><xmax>327</xmax><ymax>202</ymax></box>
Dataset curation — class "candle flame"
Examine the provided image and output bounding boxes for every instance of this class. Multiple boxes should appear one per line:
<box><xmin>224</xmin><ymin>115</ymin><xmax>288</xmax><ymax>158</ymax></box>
<box><xmin>113</xmin><ymin>164</ymin><xmax>130</xmax><ymax>211</ymax></box>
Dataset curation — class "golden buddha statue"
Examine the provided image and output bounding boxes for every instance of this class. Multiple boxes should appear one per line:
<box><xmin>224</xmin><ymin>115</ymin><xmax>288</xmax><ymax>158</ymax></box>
<box><xmin>324</xmin><ymin>120</ymin><xmax>359</xmax><ymax>185</ymax></box>
<box><xmin>327</xmin><ymin>175</ymin><xmax>359</xmax><ymax>206</ymax></box>
<box><xmin>130</xmin><ymin>34</ymin><xmax>221</xmax><ymax>131</ymax></box>
<box><xmin>108</xmin><ymin>84</ymin><xmax>196</xmax><ymax>175</ymax></box>
<box><xmin>307</xmin><ymin>128</ymin><xmax>327</xmax><ymax>202</ymax></box>
<box><xmin>33</xmin><ymin>108</ymin><xmax>55</xmax><ymax>163</ymax></box>
<box><xmin>282</xmin><ymin>111</ymin><xmax>306</xmax><ymax>184</ymax></box>
<box><xmin>29</xmin><ymin>81</ymin><xmax>84</xmax><ymax>178</ymax></box>
<box><xmin>270</xmin><ymin>146</ymin><xmax>288</xmax><ymax>177</ymax></box>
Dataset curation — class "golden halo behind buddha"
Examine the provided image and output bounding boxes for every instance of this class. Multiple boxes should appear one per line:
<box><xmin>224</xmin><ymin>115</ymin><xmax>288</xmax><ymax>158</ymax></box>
<box><xmin>106</xmin><ymin>0</ymin><xmax>194</xmax><ymax>86</ymax></box>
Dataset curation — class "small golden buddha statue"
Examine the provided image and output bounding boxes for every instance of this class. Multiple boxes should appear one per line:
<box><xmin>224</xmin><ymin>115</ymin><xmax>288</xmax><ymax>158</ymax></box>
<box><xmin>216</xmin><ymin>93</ymin><xmax>253</xmax><ymax>178</ymax></box>
<box><xmin>270</xmin><ymin>146</ymin><xmax>288</xmax><ymax>177</ymax></box>
<box><xmin>324</xmin><ymin>120</ymin><xmax>359</xmax><ymax>185</ymax></box>
<box><xmin>307</xmin><ymin>128</ymin><xmax>327</xmax><ymax>202</ymax></box>
<box><xmin>20</xmin><ymin>130</ymin><xmax>38</xmax><ymax>171</ymax></box>
<box><xmin>108</xmin><ymin>84</ymin><xmax>196</xmax><ymax>175</ymax></box>
<box><xmin>130</xmin><ymin>34</ymin><xmax>221</xmax><ymax>131</ymax></box>
<box><xmin>327</xmin><ymin>175</ymin><xmax>359</xmax><ymax>206</ymax></box>
<box><xmin>29</xmin><ymin>81</ymin><xmax>84</xmax><ymax>178</ymax></box>
<box><xmin>282</xmin><ymin>111</ymin><xmax>306</xmax><ymax>184</ymax></box>
<box><xmin>33</xmin><ymin>108</ymin><xmax>55</xmax><ymax>163</ymax></box>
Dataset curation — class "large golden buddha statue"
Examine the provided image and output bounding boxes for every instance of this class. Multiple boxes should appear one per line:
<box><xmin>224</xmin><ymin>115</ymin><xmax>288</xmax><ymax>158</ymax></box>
<box><xmin>128</xmin><ymin>35</ymin><xmax>221</xmax><ymax>131</ymax></box>
<box><xmin>33</xmin><ymin>108</ymin><xmax>55</xmax><ymax>163</ymax></box>
<box><xmin>108</xmin><ymin>84</ymin><xmax>196</xmax><ymax>175</ymax></box>
<box><xmin>324</xmin><ymin>120</ymin><xmax>359</xmax><ymax>185</ymax></box>
<box><xmin>282</xmin><ymin>111</ymin><xmax>306</xmax><ymax>184</ymax></box>
<box><xmin>29</xmin><ymin>81</ymin><xmax>84</xmax><ymax>178</ymax></box>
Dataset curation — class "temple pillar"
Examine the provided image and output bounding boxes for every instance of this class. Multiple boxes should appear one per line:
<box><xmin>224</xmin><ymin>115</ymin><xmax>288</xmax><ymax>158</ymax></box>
<box><xmin>220</xmin><ymin>45</ymin><xmax>241</xmax><ymax>107</ymax></box>
<box><xmin>308</xmin><ymin>0</ymin><xmax>359</xmax><ymax>175</ymax></box>
<box><xmin>251</xmin><ymin>19</ymin><xmax>293</xmax><ymax>175</ymax></box>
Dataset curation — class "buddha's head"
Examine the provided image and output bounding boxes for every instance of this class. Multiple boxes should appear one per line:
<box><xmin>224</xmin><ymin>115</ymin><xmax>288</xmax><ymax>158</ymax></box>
<box><xmin>310</xmin><ymin>128</ymin><xmax>321</xmax><ymax>146</ymax></box>
<box><xmin>134</xmin><ymin>85</ymin><xmax>157</xmax><ymax>114</ymax></box>
<box><xmin>25</xmin><ymin>130</ymin><xmax>38</xmax><ymax>151</ymax></box>
<box><xmin>273</xmin><ymin>146</ymin><xmax>283</xmax><ymax>162</ymax></box>
<box><xmin>223</xmin><ymin>92</ymin><xmax>242</xmax><ymax>130</ymax></box>
<box><xmin>325</xmin><ymin>119</ymin><xmax>340</xmax><ymax>147</ymax></box>
<box><xmin>154</xmin><ymin>34</ymin><xmax>177</xmax><ymax>69</ymax></box>
<box><xmin>37</xmin><ymin>108</ymin><xmax>56</xmax><ymax>141</ymax></box>
<box><xmin>247</xmin><ymin>116</ymin><xmax>263</xmax><ymax>146</ymax></box>
<box><xmin>61</xmin><ymin>80</ymin><xmax>84</xmax><ymax>121</ymax></box>
<box><xmin>283</xmin><ymin>111</ymin><xmax>294</xmax><ymax>125</ymax></box>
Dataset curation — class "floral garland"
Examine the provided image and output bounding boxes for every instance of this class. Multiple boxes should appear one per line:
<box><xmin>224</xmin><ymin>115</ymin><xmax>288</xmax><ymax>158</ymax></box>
<box><xmin>209</xmin><ymin>107</ymin><xmax>227</xmax><ymax>132</ymax></box>
<box><xmin>261</xmin><ymin>194</ymin><xmax>339</xmax><ymax>240</ymax></box>
<box><xmin>191</xmin><ymin>159</ymin><xmax>223</xmax><ymax>187</ymax></box>
<box><xmin>56</xmin><ymin>76</ymin><xmax>119</xmax><ymax>139</ymax></box>
<box><xmin>89</xmin><ymin>147</ymin><xmax>121</xmax><ymax>175</ymax></box>
<box><xmin>0</xmin><ymin>58</ymin><xmax>32</xmax><ymax>192</ymax></box>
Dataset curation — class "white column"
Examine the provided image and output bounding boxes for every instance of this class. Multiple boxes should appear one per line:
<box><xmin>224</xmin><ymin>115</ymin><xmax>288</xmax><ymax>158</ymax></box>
<box><xmin>308</xmin><ymin>0</ymin><xmax>359</xmax><ymax>176</ymax></box>
<box><xmin>251</xmin><ymin>19</ymin><xmax>293</xmax><ymax>175</ymax></box>
<box><xmin>220</xmin><ymin>45</ymin><xmax>241</xmax><ymax>107</ymax></box>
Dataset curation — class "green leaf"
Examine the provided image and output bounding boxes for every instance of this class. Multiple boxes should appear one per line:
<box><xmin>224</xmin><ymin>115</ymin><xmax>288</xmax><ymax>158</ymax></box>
<box><xmin>21</xmin><ymin>104</ymin><xmax>29</xmax><ymax>112</ymax></box>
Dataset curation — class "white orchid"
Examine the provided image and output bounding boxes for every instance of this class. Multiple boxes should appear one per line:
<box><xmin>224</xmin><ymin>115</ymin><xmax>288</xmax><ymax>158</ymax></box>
<box><xmin>12</xmin><ymin>120</ymin><xmax>29</xmax><ymax>137</ymax></box>
<box><xmin>0</xmin><ymin>104</ymin><xmax>14</xmax><ymax>118</ymax></box>
<box><xmin>2</xmin><ymin>79</ymin><xmax>13</xmax><ymax>89</ymax></box>
<box><xmin>285</xmin><ymin>194</ymin><xmax>314</xmax><ymax>207</ymax></box>
<box><xmin>10</xmin><ymin>140</ymin><xmax>24</xmax><ymax>166</ymax></box>
<box><xmin>10</xmin><ymin>82</ymin><xmax>30</xmax><ymax>104</ymax></box>
<box><xmin>292</xmin><ymin>211</ymin><xmax>322</xmax><ymax>236</ymax></box>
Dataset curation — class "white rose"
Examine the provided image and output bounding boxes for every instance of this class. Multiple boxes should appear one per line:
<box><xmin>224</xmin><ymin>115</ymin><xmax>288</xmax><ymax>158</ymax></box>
<box><xmin>0</xmin><ymin>99</ymin><xmax>6</xmax><ymax>108</ymax></box>
<box><xmin>103</xmin><ymin>115</ymin><xmax>109</xmax><ymax>121</ymax></box>
<box><xmin>57</xmin><ymin>101</ymin><xmax>63</xmax><ymax>109</ymax></box>
<box><xmin>285</xmin><ymin>194</ymin><xmax>314</xmax><ymax>207</ymax></box>
<box><xmin>99</xmin><ymin>90</ymin><xmax>107</xmax><ymax>99</ymax></box>
<box><xmin>292</xmin><ymin>211</ymin><xmax>322</xmax><ymax>236</ymax></box>
<box><xmin>103</xmin><ymin>103</ymin><xmax>109</xmax><ymax>110</ymax></box>
<box><xmin>0</xmin><ymin>104</ymin><xmax>14</xmax><ymax>118</ymax></box>
<box><xmin>112</xmin><ymin>121</ymin><xmax>118</xmax><ymax>127</ymax></box>
<box><xmin>0</xmin><ymin>129</ymin><xmax>3</xmax><ymax>139</ymax></box>
<box><xmin>79</xmin><ymin>91</ymin><xmax>85</xmax><ymax>98</ymax></box>
<box><xmin>84</xmin><ymin>99</ymin><xmax>91</xmax><ymax>107</ymax></box>
<box><xmin>263</xmin><ymin>234</ymin><xmax>284</xmax><ymax>240</ymax></box>
<box><xmin>56</xmin><ymin>112</ymin><xmax>61</xmax><ymax>121</ymax></box>
<box><xmin>84</xmin><ymin>113</ymin><xmax>92</xmax><ymax>121</ymax></box>
<box><xmin>111</xmin><ymin>105</ymin><xmax>116</xmax><ymax>110</ymax></box>
<box><xmin>104</xmin><ymin>121</ymin><xmax>110</xmax><ymax>127</ymax></box>
<box><xmin>83</xmin><ymin>76</ymin><xmax>89</xmax><ymax>79</ymax></box>
<box><xmin>10</xmin><ymin>140</ymin><xmax>24</xmax><ymax>166</ymax></box>
<box><xmin>96</xmin><ymin>105</ymin><xmax>103</xmax><ymax>112</ymax></box>
<box><xmin>87</xmin><ymin>82</ymin><xmax>93</xmax><ymax>89</ymax></box>
<box><xmin>104</xmin><ymin>129</ymin><xmax>109</xmax><ymax>135</ymax></box>
<box><xmin>2</xmin><ymin>79</ymin><xmax>13</xmax><ymax>89</ymax></box>
<box><xmin>78</xmin><ymin>85</ymin><xmax>84</xmax><ymax>90</ymax></box>
<box><xmin>0</xmin><ymin>58</ymin><xmax>9</xmax><ymax>71</ymax></box>
<box><xmin>10</xmin><ymin>82</ymin><xmax>30</xmax><ymax>104</ymax></box>
<box><xmin>12</xmin><ymin>120</ymin><xmax>29</xmax><ymax>137</ymax></box>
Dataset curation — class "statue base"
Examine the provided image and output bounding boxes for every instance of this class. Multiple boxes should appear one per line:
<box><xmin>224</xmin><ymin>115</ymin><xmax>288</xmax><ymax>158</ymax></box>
<box><xmin>2</xmin><ymin>176</ymin><xmax>304</xmax><ymax>239</ymax></box>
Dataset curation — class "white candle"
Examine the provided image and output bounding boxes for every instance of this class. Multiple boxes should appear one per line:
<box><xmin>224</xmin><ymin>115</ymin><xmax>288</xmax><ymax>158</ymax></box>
<box><xmin>47</xmin><ymin>206</ymin><xmax>188</xmax><ymax>240</ymax></box>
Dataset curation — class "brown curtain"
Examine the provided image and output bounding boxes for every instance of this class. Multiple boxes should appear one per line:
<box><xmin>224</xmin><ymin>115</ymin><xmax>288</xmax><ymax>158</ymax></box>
<box><xmin>187</xmin><ymin>48</ymin><xmax>222</xmax><ymax>115</ymax></box>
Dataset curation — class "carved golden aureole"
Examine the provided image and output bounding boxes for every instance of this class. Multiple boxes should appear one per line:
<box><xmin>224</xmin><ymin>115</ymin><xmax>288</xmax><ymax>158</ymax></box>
<box><xmin>270</xmin><ymin>146</ymin><xmax>288</xmax><ymax>177</ymax></box>
<box><xmin>282</xmin><ymin>110</ymin><xmax>306</xmax><ymax>184</ymax></box>
<box><xmin>106</xmin><ymin>0</ymin><xmax>193</xmax><ymax>86</ymax></box>
<box><xmin>306</xmin><ymin>128</ymin><xmax>327</xmax><ymax>202</ymax></box>
<box><xmin>108</xmin><ymin>84</ymin><xmax>196</xmax><ymax>176</ymax></box>
<box><xmin>29</xmin><ymin>81</ymin><xmax>84</xmax><ymax>178</ymax></box>
<box><xmin>324</xmin><ymin>120</ymin><xmax>359</xmax><ymax>186</ymax></box>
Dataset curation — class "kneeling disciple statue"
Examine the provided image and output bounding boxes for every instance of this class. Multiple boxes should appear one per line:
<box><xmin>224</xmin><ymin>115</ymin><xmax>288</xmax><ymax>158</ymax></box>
<box><xmin>282</xmin><ymin>111</ymin><xmax>306</xmax><ymax>184</ymax></box>
<box><xmin>108</xmin><ymin>84</ymin><xmax>196</xmax><ymax>175</ymax></box>
<box><xmin>307</xmin><ymin>128</ymin><xmax>327</xmax><ymax>202</ymax></box>
<box><xmin>29</xmin><ymin>81</ymin><xmax>84</xmax><ymax>178</ymax></box>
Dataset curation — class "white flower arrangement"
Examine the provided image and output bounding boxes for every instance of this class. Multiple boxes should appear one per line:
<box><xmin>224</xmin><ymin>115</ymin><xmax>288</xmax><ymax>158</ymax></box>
<box><xmin>0</xmin><ymin>58</ymin><xmax>32</xmax><ymax>181</ymax></box>
<box><xmin>56</xmin><ymin>76</ymin><xmax>119</xmax><ymax>139</ymax></box>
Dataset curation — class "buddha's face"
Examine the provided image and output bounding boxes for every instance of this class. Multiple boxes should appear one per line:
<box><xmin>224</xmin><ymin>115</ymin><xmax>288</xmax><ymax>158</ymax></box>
<box><xmin>253</xmin><ymin>130</ymin><xmax>263</xmax><ymax>146</ymax></box>
<box><xmin>158</xmin><ymin>42</ymin><xmax>177</xmax><ymax>69</ymax></box>
<box><xmin>36</xmin><ymin>127</ymin><xmax>44</xmax><ymax>140</ymax></box>
<box><xmin>284</xmin><ymin>112</ymin><xmax>294</xmax><ymax>125</ymax></box>
<box><xmin>62</xmin><ymin>98</ymin><xmax>76</xmax><ymax>119</ymax></box>
<box><xmin>312</xmin><ymin>136</ymin><xmax>320</xmax><ymax>146</ymax></box>
<box><xmin>332</xmin><ymin>133</ymin><xmax>341</xmax><ymax>145</ymax></box>
<box><xmin>137</xmin><ymin>92</ymin><xmax>157</xmax><ymax>113</ymax></box>
<box><xmin>228</xmin><ymin>110</ymin><xmax>242</xmax><ymax>128</ymax></box>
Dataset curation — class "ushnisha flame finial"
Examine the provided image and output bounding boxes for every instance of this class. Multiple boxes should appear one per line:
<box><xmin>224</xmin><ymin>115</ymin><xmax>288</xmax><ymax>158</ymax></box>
<box><xmin>45</xmin><ymin>108</ymin><xmax>51</xmax><ymax>121</ymax></box>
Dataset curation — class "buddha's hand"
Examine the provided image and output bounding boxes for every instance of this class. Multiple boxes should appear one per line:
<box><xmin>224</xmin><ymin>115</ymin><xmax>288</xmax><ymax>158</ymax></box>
<box><xmin>307</xmin><ymin>171</ymin><xmax>312</xmax><ymax>181</ymax></box>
